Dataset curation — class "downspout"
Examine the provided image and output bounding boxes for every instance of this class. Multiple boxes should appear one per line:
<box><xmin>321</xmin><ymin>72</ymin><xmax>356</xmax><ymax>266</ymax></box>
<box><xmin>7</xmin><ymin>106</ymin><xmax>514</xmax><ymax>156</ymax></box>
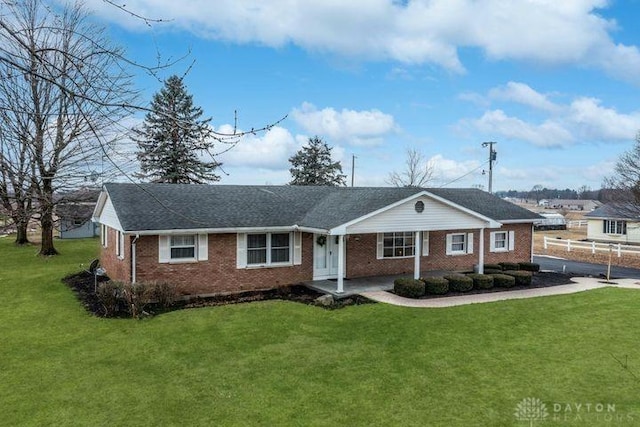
<box><xmin>131</xmin><ymin>234</ymin><xmax>140</xmax><ymax>283</ymax></box>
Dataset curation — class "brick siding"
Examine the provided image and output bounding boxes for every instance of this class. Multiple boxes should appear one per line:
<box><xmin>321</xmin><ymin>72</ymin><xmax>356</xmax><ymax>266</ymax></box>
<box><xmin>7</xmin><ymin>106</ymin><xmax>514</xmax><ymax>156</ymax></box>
<box><xmin>100</xmin><ymin>224</ymin><xmax>533</xmax><ymax>296</ymax></box>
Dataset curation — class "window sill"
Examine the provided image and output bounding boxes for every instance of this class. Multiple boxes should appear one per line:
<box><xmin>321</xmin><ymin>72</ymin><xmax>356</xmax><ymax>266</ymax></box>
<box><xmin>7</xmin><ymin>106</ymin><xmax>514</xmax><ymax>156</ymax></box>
<box><xmin>169</xmin><ymin>258</ymin><xmax>198</xmax><ymax>264</ymax></box>
<box><xmin>243</xmin><ymin>262</ymin><xmax>293</xmax><ymax>269</ymax></box>
<box><xmin>490</xmin><ymin>248</ymin><xmax>509</xmax><ymax>253</ymax></box>
<box><xmin>448</xmin><ymin>251</ymin><xmax>469</xmax><ymax>256</ymax></box>
<box><xmin>380</xmin><ymin>255</ymin><xmax>415</xmax><ymax>259</ymax></box>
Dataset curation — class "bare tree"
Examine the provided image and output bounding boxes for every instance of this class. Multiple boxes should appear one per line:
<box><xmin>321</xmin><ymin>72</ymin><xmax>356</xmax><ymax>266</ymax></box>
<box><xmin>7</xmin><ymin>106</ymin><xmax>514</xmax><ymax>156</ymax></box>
<box><xmin>602</xmin><ymin>132</ymin><xmax>640</xmax><ymax>217</ymax></box>
<box><xmin>0</xmin><ymin>0</ymin><xmax>135</xmax><ymax>255</ymax></box>
<box><xmin>387</xmin><ymin>148</ymin><xmax>434</xmax><ymax>188</ymax></box>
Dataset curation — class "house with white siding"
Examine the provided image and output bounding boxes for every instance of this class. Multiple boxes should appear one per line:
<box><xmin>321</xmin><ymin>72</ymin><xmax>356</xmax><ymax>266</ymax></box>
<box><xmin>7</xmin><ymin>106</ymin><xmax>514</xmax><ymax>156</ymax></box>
<box><xmin>585</xmin><ymin>203</ymin><xmax>640</xmax><ymax>244</ymax></box>
<box><xmin>92</xmin><ymin>183</ymin><xmax>541</xmax><ymax>296</ymax></box>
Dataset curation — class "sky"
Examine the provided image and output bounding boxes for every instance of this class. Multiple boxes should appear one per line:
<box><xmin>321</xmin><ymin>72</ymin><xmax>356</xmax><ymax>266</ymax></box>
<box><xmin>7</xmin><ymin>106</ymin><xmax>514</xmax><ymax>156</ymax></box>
<box><xmin>82</xmin><ymin>0</ymin><xmax>640</xmax><ymax>192</ymax></box>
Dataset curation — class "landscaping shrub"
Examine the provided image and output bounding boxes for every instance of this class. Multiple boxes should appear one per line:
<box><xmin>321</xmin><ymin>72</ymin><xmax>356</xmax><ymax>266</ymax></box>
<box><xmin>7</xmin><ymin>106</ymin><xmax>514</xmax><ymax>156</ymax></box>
<box><xmin>152</xmin><ymin>282</ymin><xmax>178</xmax><ymax>308</ymax></box>
<box><xmin>393</xmin><ymin>278</ymin><xmax>425</xmax><ymax>298</ymax></box>
<box><xmin>483</xmin><ymin>263</ymin><xmax>502</xmax><ymax>271</ymax></box>
<box><xmin>491</xmin><ymin>274</ymin><xmax>516</xmax><ymax>288</ymax></box>
<box><xmin>518</xmin><ymin>262</ymin><xmax>540</xmax><ymax>273</ymax></box>
<box><xmin>96</xmin><ymin>281</ymin><xmax>123</xmax><ymax>317</ymax></box>
<box><xmin>123</xmin><ymin>282</ymin><xmax>150</xmax><ymax>318</ymax></box>
<box><xmin>504</xmin><ymin>270</ymin><xmax>533</xmax><ymax>286</ymax></box>
<box><xmin>466</xmin><ymin>273</ymin><xmax>494</xmax><ymax>290</ymax></box>
<box><xmin>499</xmin><ymin>262</ymin><xmax>520</xmax><ymax>271</ymax></box>
<box><xmin>423</xmin><ymin>277</ymin><xmax>449</xmax><ymax>295</ymax></box>
<box><xmin>443</xmin><ymin>274</ymin><xmax>473</xmax><ymax>292</ymax></box>
<box><xmin>483</xmin><ymin>268</ymin><xmax>503</xmax><ymax>275</ymax></box>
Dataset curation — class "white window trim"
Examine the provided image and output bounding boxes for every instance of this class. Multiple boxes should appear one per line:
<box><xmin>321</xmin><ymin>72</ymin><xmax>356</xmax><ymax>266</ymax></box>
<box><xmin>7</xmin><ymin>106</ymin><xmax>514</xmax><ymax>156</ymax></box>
<box><xmin>101</xmin><ymin>224</ymin><xmax>108</xmax><ymax>248</ymax></box>
<box><xmin>377</xmin><ymin>232</ymin><xmax>416</xmax><ymax>259</ymax></box>
<box><xmin>246</xmin><ymin>232</ymin><xmax>294</xmax><ymax>268</ymax></box>
<box><xmin>158</xmin><ymin>234</ymin><xmax>208</xmax><ymax>264</ymax></box>
<box><xmin>116</xmin><ymin>231</ymin><xmax>124</xmax><ymax>260</ymax></box>
<box><xmin>169</xmin><ymin>235</ymin><xmax>197</xmax><ymax>262</ymax></box>
<box><xmin>603</xmin><ymin>220</ymin><xmax>627</xmax><ymax>235</ymax></box>
<box><xmin>446</xmin><ymin>232</ymin><xmax>474</xmax><ymax>256</ymax></box>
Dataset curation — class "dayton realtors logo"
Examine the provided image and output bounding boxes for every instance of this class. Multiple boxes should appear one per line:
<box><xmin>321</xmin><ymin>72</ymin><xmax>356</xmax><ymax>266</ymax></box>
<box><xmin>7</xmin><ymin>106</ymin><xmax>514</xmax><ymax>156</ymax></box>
<box><xmin>514</xmin><ymin>397</ymin><xmax>634</xmax><ymax>424</ymax></box>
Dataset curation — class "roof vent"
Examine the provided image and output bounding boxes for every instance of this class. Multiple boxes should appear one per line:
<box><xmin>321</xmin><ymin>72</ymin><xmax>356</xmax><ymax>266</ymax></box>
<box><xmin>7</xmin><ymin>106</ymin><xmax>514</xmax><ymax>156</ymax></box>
<box><xmin>415</xmin><ymin>201</ymin><xmax>425</xmax><ymax>213</ymax></box>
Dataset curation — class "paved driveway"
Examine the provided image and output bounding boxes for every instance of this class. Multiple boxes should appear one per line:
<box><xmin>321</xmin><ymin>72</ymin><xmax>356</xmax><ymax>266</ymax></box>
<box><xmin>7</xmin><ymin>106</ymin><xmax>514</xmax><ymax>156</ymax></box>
<box><xmin>533</xmin><ymin>255</ymin><xmax>640</xmax><ymax>279</ymax></box>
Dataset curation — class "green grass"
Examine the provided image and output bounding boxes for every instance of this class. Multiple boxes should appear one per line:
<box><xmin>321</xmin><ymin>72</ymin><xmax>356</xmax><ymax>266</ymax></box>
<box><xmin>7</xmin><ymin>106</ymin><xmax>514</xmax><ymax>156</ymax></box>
<box><xmin>1</xmin><ymin>236</ymin><xmax>639</xmax><ymax>426</ymax></box>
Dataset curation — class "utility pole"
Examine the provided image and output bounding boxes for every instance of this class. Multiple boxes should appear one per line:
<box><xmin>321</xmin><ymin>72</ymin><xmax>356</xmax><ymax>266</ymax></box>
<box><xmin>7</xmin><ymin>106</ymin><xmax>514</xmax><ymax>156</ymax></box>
<box><xmin>482</xmin><ymin>141</ymin><xmax>497</xmax><ymax>193</ymax></box>
<box><xmin>351</xmin><ymin>154</ymin><xmax>356</xmax><ymax>187</ymax></box>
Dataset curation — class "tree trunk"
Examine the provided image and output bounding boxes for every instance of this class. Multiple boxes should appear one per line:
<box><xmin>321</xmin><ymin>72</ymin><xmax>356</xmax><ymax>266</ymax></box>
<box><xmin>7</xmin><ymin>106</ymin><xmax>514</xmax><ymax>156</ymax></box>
<box><xmin>38</xmin><ymin>180</ymin><xmax>58</xmax><ymax>256</ymax></box>
<box><xmin>14</xmin><ymin>220</ymin><xmax>29</xmax><ymax>245</ymax></box>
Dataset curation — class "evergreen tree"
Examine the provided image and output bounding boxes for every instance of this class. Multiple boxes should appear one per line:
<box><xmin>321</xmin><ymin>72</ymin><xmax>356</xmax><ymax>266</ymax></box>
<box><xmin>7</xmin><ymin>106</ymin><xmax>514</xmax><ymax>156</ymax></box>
<box><xmin>135</xmin><ymin>75</ymin><xmax>220</xmax><ymax>184</ymax></box>
<box><xmin>289</xmin><ymin>136</ymin><xmax>346</xmax><ymax>186</ymax></box>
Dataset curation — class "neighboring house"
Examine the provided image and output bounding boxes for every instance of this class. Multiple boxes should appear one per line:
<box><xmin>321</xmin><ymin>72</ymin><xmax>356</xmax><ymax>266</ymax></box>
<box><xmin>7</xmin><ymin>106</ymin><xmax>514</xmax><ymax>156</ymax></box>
<box><xmin>92</xmin><ymin>183</ymin><xmax>542</xmax><ymax>296</ymax></box>
<box><xmin>547</xmin><ymin>199</ymin><xmax>602</xmax><ymax>211</ymax></box>
<box><xmin>585</xmin><ymin>203</ymin><xmax>640</xmax><ymax>244</ymax></box>
<box><xmin>57</xmin><ymin>188</ymin><xmax>101</xmax><ymax>239</ymax></box>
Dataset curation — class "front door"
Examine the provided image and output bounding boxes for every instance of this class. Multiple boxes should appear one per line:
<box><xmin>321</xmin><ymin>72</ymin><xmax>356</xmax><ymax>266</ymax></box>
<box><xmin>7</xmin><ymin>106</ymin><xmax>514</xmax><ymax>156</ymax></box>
<box><xmin>313</xmin><ymin>234</ymin><xmax>339</xmax><ymax>279</ymax></box>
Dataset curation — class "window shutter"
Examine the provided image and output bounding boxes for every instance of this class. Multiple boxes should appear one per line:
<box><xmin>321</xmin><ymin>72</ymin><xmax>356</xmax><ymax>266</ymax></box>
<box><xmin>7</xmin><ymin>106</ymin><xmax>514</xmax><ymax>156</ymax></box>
<box><xmin>198</xmin><ymin>234</ymin><xmax>208</xmax><ymax>261</ymax></box>
<box><xmin>376</xmin><ymin>233</ymin><xmax>384</xmax><ymax>259</ymax></box>
<box><xmin>603</xmin><ymin>220</ymin><xmax>607</xmax><ymax>233</ymax></box>
<box><xmin>467</xmin><ymin>233</ymin><xmax>474</xmax><ymax>254</ymax></box>
<box><xmin>445</xmin><ymin>234</ymin><xmax>452</xmax><ymax>255</ymax></box>
<box><xmin>236</xmin><ymin>233</ymin><xmax>247</xmax><ymax>268</ymax></box>
<box><xmin>158</xmin><ymin>235</ymin><xmax>170</xmax><ymax>263</ymax></box>
<box><xmin>422</xmin><ymin>231</ymin><xmax>429</xmax><ymax>256</ymax></box>
<box><xmin>508</xmin><ymin>231</ymin><xmax>515</xmax><ymax>251</ymax></box>
<box><xmin>293</xmin><ymin>232</ymin><xmax>302</xmax><ymax>265</ymax></box>
<box><xmin>489</xmin><ymin>232</ymin><xmax>496</xmax><ymax>252</ymax></box>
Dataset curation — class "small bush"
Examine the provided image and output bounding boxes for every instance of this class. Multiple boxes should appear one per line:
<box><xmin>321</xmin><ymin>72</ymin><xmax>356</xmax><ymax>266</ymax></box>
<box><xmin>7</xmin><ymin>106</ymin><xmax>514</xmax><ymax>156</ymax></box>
<box><xmin>444</xmin><ymin>274</ymin><xmax>474</xmax><ymax>292</ymax></box>
<box><xmin>152</xmin><ymin>282</ymin><xmax>178</xmax><ymax>308</ymax></box>
<box><xmin>466</xmin><ymin>273</ymin><xmax>494</xmax><ymax>290</ymax></box>
<box><xmin>123</xmin><ymin>282</ymin><xmax>150</xmax><ymax>318</ymax></box>
<box><xmin>504</xmin><ymin>270</ymin><xmax>533</xmax><ymax>286</ymax></box>
<box><xmin>499</xmin><ymin>262</ymin><xmax>520</xmax><ymax>271</ymax></box>
<box><xmin>483</xmin><ymin>263</ymin><xmax>502</xmax><ymax>271</ymax></box>
<box><xmin>96</xmin><ymin>281</ymin><xmax>123</xmax><ymax>317</ymax></box>
<box><xmin>491</xmin><ymin>274</ymin><xmax>516</xmax><ymax>288</ymax></box>
<box><xmin>519</xmin><ymin>262</ymin><xmax>540</xmax><ymax>272</ymax></box>
<box><xmin>483</xmin><ymin>268</ymin><xmax>503</xmax><ymax>275</ymax></box>
<box><xmin>394</xmin><ymin>277</ymin><xmax>425</xmax><ymax>298</ymax></box>
<box><xmin>423</xmin><ymin>277</ymin><xmax>449</xmax><ymax>295</ymax></box>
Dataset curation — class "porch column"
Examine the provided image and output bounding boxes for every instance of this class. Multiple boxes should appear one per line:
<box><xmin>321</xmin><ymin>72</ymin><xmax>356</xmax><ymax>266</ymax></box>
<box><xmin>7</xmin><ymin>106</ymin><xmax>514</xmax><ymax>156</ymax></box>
<box><xmin>336</xmin><ymin>234</ymin><xmax>345</xmax><ymax>294</ymax></box>
<box><xmin>414</xmin><ymin>231</ymin><xmax>421</xmax><ymax>280</ymax></box>
<box><xmin>478</xmin><ymin>228</ymin><xmax>485</xmax><ymax>274</ymax></box>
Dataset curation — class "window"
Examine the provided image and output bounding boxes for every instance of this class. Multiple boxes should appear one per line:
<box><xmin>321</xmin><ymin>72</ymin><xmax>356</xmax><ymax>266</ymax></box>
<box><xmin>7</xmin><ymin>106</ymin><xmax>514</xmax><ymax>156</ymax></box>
<box><xmin>603</xmin><ymin>220</ymin><xmax>627</xmax><ymax>235</ymax></box>
<box><xmin>382</xmin><ymin>232</ymin><xmax>415</xmax><ymax>258</ymax></box>
<box><xmin>170</xmin><ymin>235</ymin><xmax>196</xmax><ymax>259</ymax></box>
<box><xmin>247</xmin><ymin>233</ymin><xmax>291</xmax><ymax>265</ymax></box>
<box><xmin>490</xmin><ymin>231</ymin><xmax>514</xmax><ymax>253</ymax></box>
<box><xmin>100</xmin><ymin>224</ymin><xmax>108</xmax><ymax>247</ymax></box>
<box><xmin>446</xmin><ymin>232</ymin><xmax>473</xmax><ymax>255</ymax></box>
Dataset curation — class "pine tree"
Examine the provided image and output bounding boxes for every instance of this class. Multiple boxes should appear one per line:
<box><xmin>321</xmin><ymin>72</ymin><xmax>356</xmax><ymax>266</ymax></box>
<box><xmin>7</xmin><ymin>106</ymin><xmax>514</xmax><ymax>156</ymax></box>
<box><xmin>135</xmin><ymin>75</ymin><xmax>220</xmax><ymax>184</ymax></box>
<box><xmin>289</xmin><ymin>136</ymin><xmax>346</xmax><ymax>186</ymax></box>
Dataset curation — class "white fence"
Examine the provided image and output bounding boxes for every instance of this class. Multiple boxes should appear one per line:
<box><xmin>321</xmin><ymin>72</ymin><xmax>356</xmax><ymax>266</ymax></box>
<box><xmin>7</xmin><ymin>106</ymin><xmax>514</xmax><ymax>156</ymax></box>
<box><xmin>567</xmin><ymin>220</ymin><xmax>588</xmax><ymax>228</ymax></box>
<box><xmin>543</xmin><ymin>236</ymin><xmax>640</xmax><ymax>257</ymax></box>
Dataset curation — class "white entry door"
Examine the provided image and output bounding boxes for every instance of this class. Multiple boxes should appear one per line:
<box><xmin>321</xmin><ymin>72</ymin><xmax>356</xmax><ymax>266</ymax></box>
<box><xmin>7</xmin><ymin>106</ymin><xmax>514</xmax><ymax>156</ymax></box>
<box><xmin>313</xmin><ymin>234</ymin><xmax>339</xmax><ymax>279</ymax></box>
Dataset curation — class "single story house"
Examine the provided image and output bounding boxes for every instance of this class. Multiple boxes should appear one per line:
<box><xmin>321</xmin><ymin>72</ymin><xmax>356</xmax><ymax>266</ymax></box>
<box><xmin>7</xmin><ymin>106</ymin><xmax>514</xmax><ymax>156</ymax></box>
<box><xmin>585</xmin><ymin>203</ymin><xmax>640</xmax><ymax>244</ymax></box>
<box><xmin>545</xmin><ymin>199</ymin><xmax>602</xmax><ymax>211</ymax></box>
<box><xmin>57</xmin><ymin>188</ymin><xmax>101</xmax><ymax>239</ymax></box>
<box><xmin>92</xmin><ymin>183</ymin><xmax>542</xmax><ymax>295</ymax></box>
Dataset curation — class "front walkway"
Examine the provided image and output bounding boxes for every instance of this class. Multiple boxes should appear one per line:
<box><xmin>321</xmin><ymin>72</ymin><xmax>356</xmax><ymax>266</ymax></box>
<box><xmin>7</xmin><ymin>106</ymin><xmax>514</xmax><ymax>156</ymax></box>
<box><xmin>359</xmin><ymin>277</ymin><xmax>640</xmax><ymax>308</ymax></box>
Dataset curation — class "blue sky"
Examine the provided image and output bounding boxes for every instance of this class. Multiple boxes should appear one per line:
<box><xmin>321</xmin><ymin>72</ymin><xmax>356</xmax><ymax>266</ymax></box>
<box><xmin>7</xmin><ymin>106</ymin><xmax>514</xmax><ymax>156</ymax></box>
<box><xmin>85</xmin><ymin>0</ymin><xmax>640</xmax><ymax>191</ymax></box>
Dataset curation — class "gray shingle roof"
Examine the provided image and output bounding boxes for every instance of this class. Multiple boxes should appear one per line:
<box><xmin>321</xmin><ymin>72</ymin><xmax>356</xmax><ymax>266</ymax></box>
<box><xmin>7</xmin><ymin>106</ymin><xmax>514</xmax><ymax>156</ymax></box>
<box><xmin>102</xmin><ymin>183</ymin><xmax>541</xmax><ymax>232</ymax></box>
<box><xmin>584</xmin><ymin>203</ymin><xmax>640</xmax><ymax>220</ymax></box>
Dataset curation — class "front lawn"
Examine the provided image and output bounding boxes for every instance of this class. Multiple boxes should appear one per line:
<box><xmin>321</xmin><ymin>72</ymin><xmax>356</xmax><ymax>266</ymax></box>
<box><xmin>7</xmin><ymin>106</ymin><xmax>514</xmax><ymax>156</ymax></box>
<box><xmin>0</xmin><ymin>236</ymin><xmax>638</xmax><ymax>425</ymax></box>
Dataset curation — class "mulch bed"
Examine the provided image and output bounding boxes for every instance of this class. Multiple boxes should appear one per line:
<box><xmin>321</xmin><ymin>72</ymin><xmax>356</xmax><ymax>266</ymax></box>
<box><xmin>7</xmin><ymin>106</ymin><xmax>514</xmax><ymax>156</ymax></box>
<box><xmin>62</xmin><ymin>271</ymin><xmax>374</xmax><ymax>318</ymax></box>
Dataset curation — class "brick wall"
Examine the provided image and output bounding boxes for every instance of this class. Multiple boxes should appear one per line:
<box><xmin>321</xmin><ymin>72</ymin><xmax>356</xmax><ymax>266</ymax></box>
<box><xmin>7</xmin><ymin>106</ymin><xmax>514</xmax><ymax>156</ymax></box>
<box><xmin>346</xmin><ymin>223</ymin><xmax>532</xmax><ymax>277</ymax></box>
<box><xmin>100</xmin><ymin>224</ymin><xmax>534</xmax><ymax>296</ymax></box>
<box><xmin>134</xmin><ymin>232</ymin><xmax>314</xmax><ymax>296</ymax></box>
<box><xmin>99</xmin><ymin>226</ymin><xmax>131</xmax><ymax>282</ymax></box>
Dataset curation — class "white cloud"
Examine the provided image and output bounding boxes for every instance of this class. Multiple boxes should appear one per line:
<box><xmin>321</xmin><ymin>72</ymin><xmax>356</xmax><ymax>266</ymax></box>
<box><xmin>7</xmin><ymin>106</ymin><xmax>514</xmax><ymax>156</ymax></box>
<box><xmin>488</xmin><ymin>82</ymin><xmax>560</xmax><ymax>112</ymax></box>
<box><xmin>83</xmin><ymin>0</ymin><xmax>640</xmax><ymax>83</ymax></box>
<box><xmin>568</xmin><ymin>97</ymin><xmax>640</xmax><ymax>141</ymax></box>
<box><xmin>215</xmin><ymin>125</ymin><xmax>299</xmax><ymax>169</ymax></box>
<box><xmin>427</xmin><ymin>154</ymin><xmax>482</xmax><ymax>186</ymax></box>
<box><xmin>290</xmin><ymin>102</ymin><xmax>396</xmax><ymax>146</ymax></box>
<box><xmin>470</xmin><ymin>110</ymin><xmax>574</xmax><ymax>147</ymax></box>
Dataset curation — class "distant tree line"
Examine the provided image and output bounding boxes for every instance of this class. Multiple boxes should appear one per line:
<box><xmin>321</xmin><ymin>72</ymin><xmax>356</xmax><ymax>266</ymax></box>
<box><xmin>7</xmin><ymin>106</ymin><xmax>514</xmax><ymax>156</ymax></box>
<box><xmin>495</xmin><ymin>186</ymin><xmax>604</xmax><ymax>202</ymax></box>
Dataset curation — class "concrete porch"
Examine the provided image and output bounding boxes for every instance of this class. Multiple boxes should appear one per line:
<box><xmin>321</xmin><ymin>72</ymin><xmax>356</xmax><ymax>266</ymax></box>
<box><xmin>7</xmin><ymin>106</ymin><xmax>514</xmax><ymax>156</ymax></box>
<box><xmin>305</xmin><ymin>270</ymin><xmax>456</xmax><ymax>298</ymax></box>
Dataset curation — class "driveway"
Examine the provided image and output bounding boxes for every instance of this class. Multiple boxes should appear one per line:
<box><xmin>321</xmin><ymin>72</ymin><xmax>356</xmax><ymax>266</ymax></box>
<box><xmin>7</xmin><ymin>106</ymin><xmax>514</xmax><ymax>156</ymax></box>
<box><xmin>533</xmin><ymin>255</ymin><xmax>640</xmax><ymax>279</ymax></box>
